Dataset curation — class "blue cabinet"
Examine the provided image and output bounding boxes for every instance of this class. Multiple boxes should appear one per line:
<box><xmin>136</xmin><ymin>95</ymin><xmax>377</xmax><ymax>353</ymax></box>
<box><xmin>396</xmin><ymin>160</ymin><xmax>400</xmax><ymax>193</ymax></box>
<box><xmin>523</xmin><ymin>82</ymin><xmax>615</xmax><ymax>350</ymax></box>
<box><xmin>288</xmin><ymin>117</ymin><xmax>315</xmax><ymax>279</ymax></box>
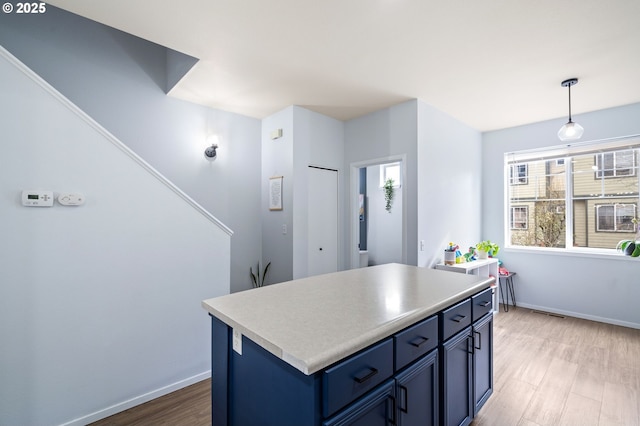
<box><xmin>322</xmin><ymin>380</ymin><xmax>396</xmax><ymax>426</ymax></box>
<box><xmin>396</xmin><ymin>350</ymin><xmax>438</xmax><ymax>426</ymax></box>
<box><xmin>209</xmin><ymin>289</ymin><xmax>491</xmax><ymax>426</ymax></box>
<box><xmin>440</xmin><ymin>326</ymin><xmax>473</xmax><ymax>426</ymax></box>
<box><xmin>473</xmin><ymin>313</ymin><xmax>493</xmax><ymax>415</ymax></box>
<box><xmin>439</xmin><ymin>289</ymin><xmax>493</xmax><ymax>426</ymax></box>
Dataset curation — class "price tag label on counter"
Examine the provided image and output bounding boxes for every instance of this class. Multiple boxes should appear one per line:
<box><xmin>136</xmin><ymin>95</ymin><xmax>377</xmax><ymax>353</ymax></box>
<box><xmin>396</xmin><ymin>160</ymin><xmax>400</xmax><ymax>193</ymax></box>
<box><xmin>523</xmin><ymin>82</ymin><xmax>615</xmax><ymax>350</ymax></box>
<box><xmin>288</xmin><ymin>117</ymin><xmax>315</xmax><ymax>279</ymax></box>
<box><xmin>232</xmin><ymin>329</ymin><xmax>243</xmax><ymax>355</ymax></box>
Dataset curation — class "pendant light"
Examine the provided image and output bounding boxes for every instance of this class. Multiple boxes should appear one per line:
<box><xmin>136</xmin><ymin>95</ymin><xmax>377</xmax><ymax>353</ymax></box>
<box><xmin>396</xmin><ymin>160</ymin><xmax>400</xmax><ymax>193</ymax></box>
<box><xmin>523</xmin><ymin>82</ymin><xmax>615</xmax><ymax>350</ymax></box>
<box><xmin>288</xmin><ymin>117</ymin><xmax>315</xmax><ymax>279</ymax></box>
<box><xmin>557</xmin><ymin>78</ymin><xmax>584</xmax><ymax>141</ymax></box>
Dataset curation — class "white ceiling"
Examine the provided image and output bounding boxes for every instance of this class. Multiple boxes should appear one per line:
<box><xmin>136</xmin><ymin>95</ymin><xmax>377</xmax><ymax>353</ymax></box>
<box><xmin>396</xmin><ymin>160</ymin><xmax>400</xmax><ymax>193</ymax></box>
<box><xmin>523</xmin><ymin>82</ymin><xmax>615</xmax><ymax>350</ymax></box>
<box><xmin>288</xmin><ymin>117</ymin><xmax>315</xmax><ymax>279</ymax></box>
<box><xmin>46</xmin><ymin>0</ymin><xmax>640</xmax><ymax>131</ymax></box>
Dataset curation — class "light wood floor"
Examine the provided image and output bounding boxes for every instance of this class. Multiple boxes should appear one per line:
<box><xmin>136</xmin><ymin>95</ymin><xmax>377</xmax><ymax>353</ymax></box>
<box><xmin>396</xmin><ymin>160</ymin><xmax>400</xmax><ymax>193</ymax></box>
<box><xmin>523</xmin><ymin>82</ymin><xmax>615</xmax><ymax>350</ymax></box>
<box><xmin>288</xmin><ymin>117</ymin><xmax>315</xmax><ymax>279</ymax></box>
<box><xmin>91</xmin><ymin>308</ymin><xmax>640</xmax><ymax>426</ymax></box>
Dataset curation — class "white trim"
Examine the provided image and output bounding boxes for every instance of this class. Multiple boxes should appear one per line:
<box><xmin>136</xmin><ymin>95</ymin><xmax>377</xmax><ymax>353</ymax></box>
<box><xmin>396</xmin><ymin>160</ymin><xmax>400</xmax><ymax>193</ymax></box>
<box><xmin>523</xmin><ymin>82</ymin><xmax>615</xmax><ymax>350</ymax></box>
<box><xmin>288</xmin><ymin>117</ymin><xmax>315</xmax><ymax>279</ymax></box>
<box><xmin>58</xmin><ymin>371</ymin><xmax>211</xmax><ymax>426</ymax></box>
<box><xmin>515</xmin><ymin>302</ymin><xmax>640</xmax><ymax>330</ymax></box>
<box><xmin>0</xmin><ymin>45</ymin><xmax>233</xmax><ymax>236</ymax></box>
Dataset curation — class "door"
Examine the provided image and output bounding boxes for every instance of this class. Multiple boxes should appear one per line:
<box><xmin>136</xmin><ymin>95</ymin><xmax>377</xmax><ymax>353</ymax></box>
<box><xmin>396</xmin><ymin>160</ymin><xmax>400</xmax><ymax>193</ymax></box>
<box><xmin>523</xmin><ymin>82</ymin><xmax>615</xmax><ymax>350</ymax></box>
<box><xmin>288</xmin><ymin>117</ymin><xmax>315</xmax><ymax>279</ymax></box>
<box><xmin>323</xmin><ymin>380</ymin><xmax>395</xmax><ymax>426</ymax></box>
<box><xmin>473</xmin><ymin>314</ymin><xmax>493</xmax><ymax>416</ymax></box>
<box><xmin>441</xmin><ymin>328</ymin><xmax>473</xmax><ymax>426</ymax></box>
<box><xmin>308</xmin><ymin>166</ymin><xmax>338</xmax><ymax>276</ymax></box>
<box><xmin>396</xmin><ymin>351</ymin><xmax>438</xmax><ymax>426</ymax></box>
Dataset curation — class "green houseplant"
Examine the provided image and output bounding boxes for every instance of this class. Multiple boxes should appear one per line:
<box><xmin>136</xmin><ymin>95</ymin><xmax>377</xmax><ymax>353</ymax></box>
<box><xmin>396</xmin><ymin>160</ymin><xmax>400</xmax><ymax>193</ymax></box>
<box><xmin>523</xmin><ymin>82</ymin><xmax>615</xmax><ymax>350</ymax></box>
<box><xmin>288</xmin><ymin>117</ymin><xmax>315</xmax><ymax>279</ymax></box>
<box><xmin>384</xmin><ymin>178</ymin><xmax>395</xmax><ymax>212</ymax></box>
<box><xmin>476</xmin><ymin>240</ymin><xmax>499</xmax><ymax>258</ymax></box>
<box><xmin>250</xmin><ymin>261</ymin><xmax>271</xmax><ymax>288</ymax></box>
<box><xmin>616</xmin><ymin>218</ymin><xmax>640</xmax><ymax>257</ymax></box>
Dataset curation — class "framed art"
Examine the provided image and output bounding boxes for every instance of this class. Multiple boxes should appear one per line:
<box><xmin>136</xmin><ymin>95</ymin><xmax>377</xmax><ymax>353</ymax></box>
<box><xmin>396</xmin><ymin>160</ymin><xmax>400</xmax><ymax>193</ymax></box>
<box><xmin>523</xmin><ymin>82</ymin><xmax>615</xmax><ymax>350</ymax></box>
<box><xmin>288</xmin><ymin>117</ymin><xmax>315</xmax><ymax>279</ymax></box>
<box><xmin>269</xmin><ymin>176</ymin><xmax>283</xmax><ymax>211</ymax></box>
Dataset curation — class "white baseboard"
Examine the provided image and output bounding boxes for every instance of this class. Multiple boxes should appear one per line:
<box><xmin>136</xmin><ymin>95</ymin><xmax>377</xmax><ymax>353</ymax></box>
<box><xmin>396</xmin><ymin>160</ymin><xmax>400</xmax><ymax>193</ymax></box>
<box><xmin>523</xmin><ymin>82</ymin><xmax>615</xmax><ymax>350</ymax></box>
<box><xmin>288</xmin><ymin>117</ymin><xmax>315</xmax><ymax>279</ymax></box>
<box><xmin>514</xmin><ymin>302</ymin><xmax>640</xmax><ymax>330</ymax></box>
<box><xmin>59</xmin><ymin>371</ymin><xmax>211</xmax><ymax>426</ymax></box>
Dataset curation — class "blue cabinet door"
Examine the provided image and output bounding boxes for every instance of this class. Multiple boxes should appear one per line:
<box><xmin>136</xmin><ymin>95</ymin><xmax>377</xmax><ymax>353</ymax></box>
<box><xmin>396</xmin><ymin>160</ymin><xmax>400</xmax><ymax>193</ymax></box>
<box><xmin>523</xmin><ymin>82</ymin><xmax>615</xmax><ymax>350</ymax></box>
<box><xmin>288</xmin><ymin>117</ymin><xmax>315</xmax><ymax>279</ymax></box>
<box><xmin>440</xmin><ymin>327</ymin><xmax>473</xmax><ymax>426</ymax></box>
<box><xmin>473</xmin><ymin>314</ymin><xmax>493</xmax><ymax>415</ymax></box>
<box><xmin>396</xmin><ymin>351</ymin><xmax>438</xmax><ymax>426</ymax></box>
<box><xmin>323</xmin><ymin>380</ymin><xmax>395</xmax><ymax>426</ymax></box>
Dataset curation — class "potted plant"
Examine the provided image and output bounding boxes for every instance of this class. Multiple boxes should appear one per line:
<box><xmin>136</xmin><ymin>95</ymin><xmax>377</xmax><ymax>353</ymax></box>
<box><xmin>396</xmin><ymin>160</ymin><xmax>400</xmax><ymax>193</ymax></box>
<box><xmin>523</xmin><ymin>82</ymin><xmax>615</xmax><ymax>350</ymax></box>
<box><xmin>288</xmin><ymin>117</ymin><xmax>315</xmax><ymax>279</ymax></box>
<box><xmin>476</xmin><ymin>240</ymin><xmax>499</xmax><ymax>259</ymax></box>
<box><xmin>617</xmin><ymin>218</ymin><xmax>640</xmax><ymax>257</ymax></box>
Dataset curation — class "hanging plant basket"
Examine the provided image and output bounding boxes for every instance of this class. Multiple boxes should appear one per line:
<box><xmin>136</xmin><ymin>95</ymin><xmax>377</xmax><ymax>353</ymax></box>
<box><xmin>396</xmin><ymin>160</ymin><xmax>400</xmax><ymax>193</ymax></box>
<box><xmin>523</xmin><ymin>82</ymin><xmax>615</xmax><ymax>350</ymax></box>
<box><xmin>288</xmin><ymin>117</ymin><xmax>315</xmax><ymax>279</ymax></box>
<box><xmin>384</xmin><ymin>178</ymin><xmax>395</xmax><ymax>212</ymax></box>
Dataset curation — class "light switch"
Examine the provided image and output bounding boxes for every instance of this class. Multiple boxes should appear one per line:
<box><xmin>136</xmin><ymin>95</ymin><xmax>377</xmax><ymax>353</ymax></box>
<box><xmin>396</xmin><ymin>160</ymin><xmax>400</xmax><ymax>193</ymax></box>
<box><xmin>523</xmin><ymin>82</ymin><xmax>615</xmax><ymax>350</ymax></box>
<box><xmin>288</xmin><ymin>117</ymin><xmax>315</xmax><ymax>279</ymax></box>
<box><xmin>282</xmin><ymin>224</ymin><xmax>287</xmax><ymax>234</ymax></box>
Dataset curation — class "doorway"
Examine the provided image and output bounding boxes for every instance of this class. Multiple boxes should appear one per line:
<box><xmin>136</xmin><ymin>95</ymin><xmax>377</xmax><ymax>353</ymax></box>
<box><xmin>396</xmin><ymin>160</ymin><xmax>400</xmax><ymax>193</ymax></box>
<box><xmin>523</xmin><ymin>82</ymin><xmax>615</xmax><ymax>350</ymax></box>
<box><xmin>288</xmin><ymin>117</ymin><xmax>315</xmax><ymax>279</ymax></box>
<box><xmin>350</xmin><ymin>156</ymin><xmax>406</xmax><ymax>269</ymax></box>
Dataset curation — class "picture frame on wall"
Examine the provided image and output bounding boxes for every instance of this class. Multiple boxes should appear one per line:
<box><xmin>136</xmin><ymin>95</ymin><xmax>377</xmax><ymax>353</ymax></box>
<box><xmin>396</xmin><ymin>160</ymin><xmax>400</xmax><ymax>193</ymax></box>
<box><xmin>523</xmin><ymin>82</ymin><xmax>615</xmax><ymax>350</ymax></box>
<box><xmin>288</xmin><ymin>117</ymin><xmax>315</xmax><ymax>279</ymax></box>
<box><xmin>269</xmin><ymin>176</ymin><xmax>283</xmax><ymax>211</ymax></box>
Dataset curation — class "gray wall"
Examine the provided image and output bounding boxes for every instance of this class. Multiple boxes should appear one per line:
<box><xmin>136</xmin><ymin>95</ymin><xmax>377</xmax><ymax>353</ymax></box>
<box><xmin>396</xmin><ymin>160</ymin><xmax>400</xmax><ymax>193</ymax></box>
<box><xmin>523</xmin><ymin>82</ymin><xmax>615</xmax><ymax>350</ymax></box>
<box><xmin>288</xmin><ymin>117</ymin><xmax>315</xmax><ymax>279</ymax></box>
<box><xmin>482</xmin><ymin>103</ymin><xmax>640</xmax><ymax>327</ymax></box>
<box><xmin>0</xmin><ymin>6</ymin><xmax>262</xmax><ymax>293</ymax></box>
<box><xmin>0</xmin><ymin>46</ymin><xmax>230</xmax><ymax>425</ymax></box>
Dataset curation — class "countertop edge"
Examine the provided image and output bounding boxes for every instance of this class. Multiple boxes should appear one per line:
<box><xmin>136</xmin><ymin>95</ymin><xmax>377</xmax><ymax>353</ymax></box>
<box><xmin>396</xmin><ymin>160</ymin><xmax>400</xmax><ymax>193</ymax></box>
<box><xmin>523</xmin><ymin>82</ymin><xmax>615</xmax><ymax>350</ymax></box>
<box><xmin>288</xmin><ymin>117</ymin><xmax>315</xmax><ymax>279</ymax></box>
<box><xmin>202</xmin><ymin>276</ymin><xmax>493</xmax><ymax>375</ymax></box>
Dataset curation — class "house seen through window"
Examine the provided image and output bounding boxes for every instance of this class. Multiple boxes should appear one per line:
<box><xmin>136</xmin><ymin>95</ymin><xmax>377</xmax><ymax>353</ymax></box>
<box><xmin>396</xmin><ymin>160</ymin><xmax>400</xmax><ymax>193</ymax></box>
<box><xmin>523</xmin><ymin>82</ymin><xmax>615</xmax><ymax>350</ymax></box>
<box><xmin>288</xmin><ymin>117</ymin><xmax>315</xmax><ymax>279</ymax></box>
<box><xmin>505</xmin><ymin>136</ymin><xmax>640</xmax><ymax>251</ymax></box>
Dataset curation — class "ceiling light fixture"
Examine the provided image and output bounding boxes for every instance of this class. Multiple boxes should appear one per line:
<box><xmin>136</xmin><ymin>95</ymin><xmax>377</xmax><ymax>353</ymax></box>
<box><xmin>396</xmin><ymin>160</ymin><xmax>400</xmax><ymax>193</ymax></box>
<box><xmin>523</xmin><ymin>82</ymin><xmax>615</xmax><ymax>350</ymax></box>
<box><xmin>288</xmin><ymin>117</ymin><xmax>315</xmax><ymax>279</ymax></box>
<box><xmin>557</xmin><ymin>78</ymin><xmax>584</xmax><ymax>141</ymax></box>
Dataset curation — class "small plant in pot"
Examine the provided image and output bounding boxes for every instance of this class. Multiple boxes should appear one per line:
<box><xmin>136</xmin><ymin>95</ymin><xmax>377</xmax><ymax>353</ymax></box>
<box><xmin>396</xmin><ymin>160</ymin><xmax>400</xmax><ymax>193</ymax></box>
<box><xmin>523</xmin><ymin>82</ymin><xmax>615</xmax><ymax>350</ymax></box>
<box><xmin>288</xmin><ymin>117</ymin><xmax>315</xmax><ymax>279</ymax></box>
<box><xmin>476</xmin><ymin>240</ymin><xmax>499</xmax><ymax>259</ymax></box>
<box><xmin>617</xmin><ymin>219</ymin><xmax>640</xmax><ymax>257</ymax></box>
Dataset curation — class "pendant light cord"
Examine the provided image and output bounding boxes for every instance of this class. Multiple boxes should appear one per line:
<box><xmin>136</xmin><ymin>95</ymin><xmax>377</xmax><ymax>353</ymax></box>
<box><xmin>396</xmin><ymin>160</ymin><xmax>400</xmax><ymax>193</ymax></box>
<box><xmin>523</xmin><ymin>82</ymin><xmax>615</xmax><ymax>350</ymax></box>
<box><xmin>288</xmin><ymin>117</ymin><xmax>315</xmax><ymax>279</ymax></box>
<box><xmin>567</xmin><ymin>83</ymin><xmax>572</xmax><ymax>123</ymax></box>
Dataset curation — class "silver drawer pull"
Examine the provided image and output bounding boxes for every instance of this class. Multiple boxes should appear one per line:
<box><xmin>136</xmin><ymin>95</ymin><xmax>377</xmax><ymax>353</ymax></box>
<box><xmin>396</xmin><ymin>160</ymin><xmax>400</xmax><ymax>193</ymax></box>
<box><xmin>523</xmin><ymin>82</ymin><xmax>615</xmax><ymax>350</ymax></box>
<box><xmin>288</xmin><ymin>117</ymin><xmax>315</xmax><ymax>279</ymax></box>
<box><xmin>479</xmin><ymin>301</ymin><xmax>491</xmax><ymax>307</ymax></box>
<box><xmin>353</xmin><ymin>367</ymin><xmax>378</xmax><ymax>384</ymax></box>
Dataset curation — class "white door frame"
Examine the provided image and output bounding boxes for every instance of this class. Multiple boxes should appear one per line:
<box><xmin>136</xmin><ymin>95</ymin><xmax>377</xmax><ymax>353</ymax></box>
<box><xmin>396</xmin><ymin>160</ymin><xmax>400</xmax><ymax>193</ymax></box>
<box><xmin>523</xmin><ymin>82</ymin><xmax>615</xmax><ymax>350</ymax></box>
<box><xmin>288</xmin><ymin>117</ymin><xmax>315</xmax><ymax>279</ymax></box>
<box><xmin>349</xmin><ymin>155</ymin><xmax>407</xmax><ymax>269</ymax></box>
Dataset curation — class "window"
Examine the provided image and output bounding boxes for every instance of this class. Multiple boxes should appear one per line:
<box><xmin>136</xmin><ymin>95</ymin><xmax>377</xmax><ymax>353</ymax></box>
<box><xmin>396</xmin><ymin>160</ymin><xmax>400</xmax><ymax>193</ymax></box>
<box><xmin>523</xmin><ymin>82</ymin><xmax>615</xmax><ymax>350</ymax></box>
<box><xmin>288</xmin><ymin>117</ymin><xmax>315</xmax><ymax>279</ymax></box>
<box><xmin>596</xmin><ymin>204</ymin><xmax>637</xmax><ymax>232</ymax></box>
<box><xmin>595</xmin><ymin>150</ymin><xmax>635</xmax><ymax>178</ymax></box>
<box><xmin>506</xmin><ymin>136</ymin><xmax>640</xmax><ymax>251</ymax></box>
<box><xmin>509</xmin><ymin>164</ymin><xmax>528</xmax><ymax>185</ymax></box>
<box><xmin>380</xmin><ymin>162</ymin><xmax>401</xmax><ymax>187</ymax></box>
<box><xmin>510</xmin><ymin>206</ymin><xmax>528</xmax><ymax>229</ymax></box>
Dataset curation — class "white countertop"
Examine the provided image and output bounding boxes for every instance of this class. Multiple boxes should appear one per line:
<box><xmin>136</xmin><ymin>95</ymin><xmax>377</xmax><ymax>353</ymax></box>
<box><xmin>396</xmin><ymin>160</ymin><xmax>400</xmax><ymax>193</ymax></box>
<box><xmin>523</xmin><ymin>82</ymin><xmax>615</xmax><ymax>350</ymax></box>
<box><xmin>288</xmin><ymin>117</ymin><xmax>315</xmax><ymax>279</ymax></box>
<box><xmin>202</xmin><ymin>263</ymin><xmax>493</xmax><ymax>375</ymax></box>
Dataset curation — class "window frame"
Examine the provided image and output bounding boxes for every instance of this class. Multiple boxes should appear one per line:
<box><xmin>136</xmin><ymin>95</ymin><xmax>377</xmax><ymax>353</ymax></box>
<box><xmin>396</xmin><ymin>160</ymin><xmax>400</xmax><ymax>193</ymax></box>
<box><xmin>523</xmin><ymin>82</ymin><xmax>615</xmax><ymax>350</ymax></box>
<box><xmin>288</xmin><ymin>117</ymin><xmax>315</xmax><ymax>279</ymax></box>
<box><xmin>379</xmin><ymin>162</ymin><xmax>401</xmax><ymax>188</ymax></box>
<box><xmin>594</xmin><ymin>150</ymin><xmax>636</xmax><ymax>179</ymax></box>
<box><xmin>504</xmin><ymin>136</ymin><xmax>640</xmax><ymax>254</ymax></box>
<box><xmin>509</xmin><ymin>163</ymin><xmax>528</xmax><ymax>185</ymax></box>
<box><xmin>510</xmin><ymin>206</ymin><xmax>528</xmax><ymax>230</ymax></box>
<box><xmin>595</xmin><ymin>203</ymin><xmax>638</xmax><ymax>232</ymax></box>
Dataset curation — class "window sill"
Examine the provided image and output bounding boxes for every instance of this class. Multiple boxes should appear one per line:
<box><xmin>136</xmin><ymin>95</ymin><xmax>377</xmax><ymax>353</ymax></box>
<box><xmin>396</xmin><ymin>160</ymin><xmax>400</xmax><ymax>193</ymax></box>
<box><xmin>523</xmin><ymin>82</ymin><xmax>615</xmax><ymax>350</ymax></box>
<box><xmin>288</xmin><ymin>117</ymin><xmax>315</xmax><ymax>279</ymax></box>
<box><xmin>502</xmin><ymin>245</ymin><xmax>638</xmax><ymax>261</ymax></box>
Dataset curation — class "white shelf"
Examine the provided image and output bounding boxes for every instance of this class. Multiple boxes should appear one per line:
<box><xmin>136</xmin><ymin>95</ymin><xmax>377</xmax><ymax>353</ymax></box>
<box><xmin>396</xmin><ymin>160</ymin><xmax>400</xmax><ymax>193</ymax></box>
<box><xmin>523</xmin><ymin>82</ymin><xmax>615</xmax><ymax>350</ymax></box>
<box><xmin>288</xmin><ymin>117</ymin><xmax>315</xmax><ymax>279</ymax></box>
<box><xmin>435</xmin><ymin>258</ymin><xmax>500</xmax><ymax>314</ymax></box>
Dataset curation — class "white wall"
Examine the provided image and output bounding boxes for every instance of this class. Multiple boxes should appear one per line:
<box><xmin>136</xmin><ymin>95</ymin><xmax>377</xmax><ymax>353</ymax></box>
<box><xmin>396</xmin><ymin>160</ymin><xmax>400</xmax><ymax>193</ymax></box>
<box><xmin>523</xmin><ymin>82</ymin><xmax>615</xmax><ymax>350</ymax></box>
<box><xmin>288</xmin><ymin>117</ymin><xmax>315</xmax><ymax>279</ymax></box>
<box><xmin>261</xmin><ymin>106</ymin><xmax>345</xmax><ymax>283</ymax></box>
<box><xmin>417</xmin><ymin>101</ymin><xmax>482</xmax><ymax>267</ymax></box>
<box><xmin>482</xmin><ymin>103</ymin><xmax>640</xmax><ymax>327</ymax></box>
<box><xmin>261</xmin><ymin>107</ymin><xmax>295</xmax><ymax>284</ymax></box>
<box><xmin>292</xmin><ymin>106</ymin><xmax>345</xmax><ymax>278</ymax></box>
<box><xmin>0</xmin><ymin>48</ymin><xmax>231</xmax><ymax>425</ymax></box>
<box><xmin>345</xmin><ymin>101</ymin><xmax>419</xmax><ymax>268</ymax></box>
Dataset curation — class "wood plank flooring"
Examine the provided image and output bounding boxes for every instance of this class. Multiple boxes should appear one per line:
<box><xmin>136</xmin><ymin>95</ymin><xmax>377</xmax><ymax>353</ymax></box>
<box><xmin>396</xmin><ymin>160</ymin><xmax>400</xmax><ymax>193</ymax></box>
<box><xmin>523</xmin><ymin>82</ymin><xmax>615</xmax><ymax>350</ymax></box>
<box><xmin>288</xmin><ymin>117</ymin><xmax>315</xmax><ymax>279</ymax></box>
<box><xmin>471</xmin><ymin>308</ymin><xmax>640</xmax><ymax>426</ymax></box>
<box><xmin>90</xmin><ymin>308</ymin><xmax>640</xmax><ymax>425</ymax></box>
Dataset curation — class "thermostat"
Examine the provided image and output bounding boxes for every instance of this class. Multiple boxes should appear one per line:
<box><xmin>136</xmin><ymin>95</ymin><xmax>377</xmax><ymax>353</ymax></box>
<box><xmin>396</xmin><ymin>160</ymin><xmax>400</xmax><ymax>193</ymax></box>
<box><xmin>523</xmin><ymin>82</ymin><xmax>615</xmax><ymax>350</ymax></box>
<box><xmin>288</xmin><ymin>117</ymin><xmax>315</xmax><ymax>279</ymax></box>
<box><xmin>58</xmin><ymin>193</ymin><xmax>85</xmax><ymax>206</ymax></box>
<box><xmin>22</xmin><ymin>190</ymin><xmax>54</xmax><ymax>207</ymax></box>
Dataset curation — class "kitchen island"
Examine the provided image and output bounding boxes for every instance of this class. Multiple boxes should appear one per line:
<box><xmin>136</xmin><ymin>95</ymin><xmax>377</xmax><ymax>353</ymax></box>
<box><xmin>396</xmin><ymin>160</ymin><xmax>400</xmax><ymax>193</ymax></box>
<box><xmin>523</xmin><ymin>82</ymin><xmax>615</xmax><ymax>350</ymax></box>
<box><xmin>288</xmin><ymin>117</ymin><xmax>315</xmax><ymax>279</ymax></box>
<box><xmin>202</xmin><ymin>263</ymin><xmax>494</xmax><ymax>426</ymax></box>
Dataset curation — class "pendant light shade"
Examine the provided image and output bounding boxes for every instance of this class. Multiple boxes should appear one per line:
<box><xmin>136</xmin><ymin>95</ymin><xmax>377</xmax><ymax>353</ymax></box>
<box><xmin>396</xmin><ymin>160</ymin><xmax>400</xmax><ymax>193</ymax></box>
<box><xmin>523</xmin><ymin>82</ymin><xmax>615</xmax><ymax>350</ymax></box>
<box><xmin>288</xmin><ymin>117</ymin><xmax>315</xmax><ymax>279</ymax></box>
<box><xmin>558</xmin><ymin>78</ymin><xmax>583</xmax><ymax>141</ymax></box>
<box><xmin>557</xmin><ymin>120</ymin><xmax>584</xmax><ymax>141</ymax></box>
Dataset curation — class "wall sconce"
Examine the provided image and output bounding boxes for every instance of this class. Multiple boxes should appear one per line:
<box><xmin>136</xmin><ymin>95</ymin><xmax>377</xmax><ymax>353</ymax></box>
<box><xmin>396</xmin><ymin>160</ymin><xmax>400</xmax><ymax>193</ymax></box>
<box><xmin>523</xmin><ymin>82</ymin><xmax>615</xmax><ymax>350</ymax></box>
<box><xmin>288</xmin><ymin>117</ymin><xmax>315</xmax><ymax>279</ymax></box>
<box><xmin>204</xmin><ymin>135</ymin><xmax>219</xmax><ymax>161</ymax></box>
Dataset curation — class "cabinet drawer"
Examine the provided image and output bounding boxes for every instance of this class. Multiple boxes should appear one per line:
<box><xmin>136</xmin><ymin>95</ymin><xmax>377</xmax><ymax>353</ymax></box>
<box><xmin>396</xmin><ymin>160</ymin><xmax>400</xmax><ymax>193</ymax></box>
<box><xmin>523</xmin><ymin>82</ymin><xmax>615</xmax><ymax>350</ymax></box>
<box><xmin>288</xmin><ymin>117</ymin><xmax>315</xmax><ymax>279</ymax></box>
<box><xmin>439</xmin><ymin>298</ymin><xmax>471</xmax><ymax>342</ymax></box>
<box><xmin>322</xmin><ymin>338</ymin><xmax>394</xmax><ymax>418</ymax></box>
<box><xmin>472</xmin><ymin>287</ymin><xmax>493</xmax><ymax>322</ymax></box>
<box><xmin>394</xmin><ymin>315</ymin><xmax>438</xmax><ymax>371</ymax></box>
